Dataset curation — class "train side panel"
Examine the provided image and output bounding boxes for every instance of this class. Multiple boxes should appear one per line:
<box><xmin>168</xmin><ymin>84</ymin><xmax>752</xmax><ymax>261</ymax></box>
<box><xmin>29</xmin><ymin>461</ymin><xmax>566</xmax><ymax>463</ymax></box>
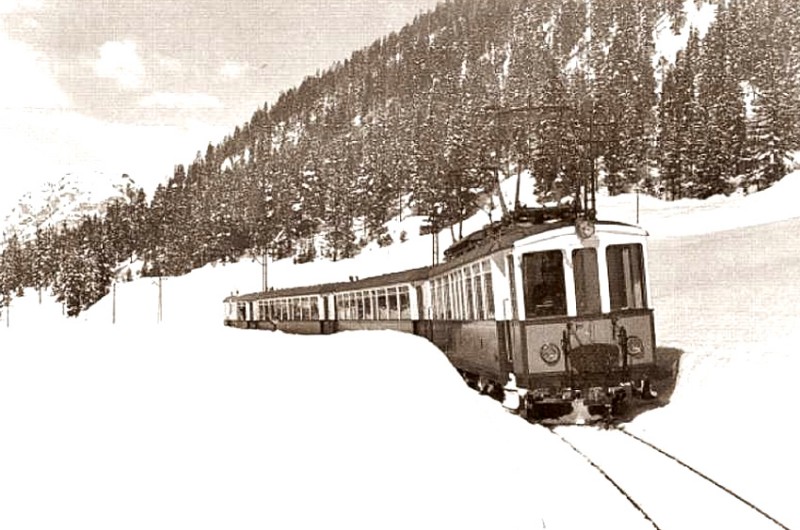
<box><xmin>430</xmin><ymin>321</ymin><xmax>502</xmax><ymax>381</ymax></box>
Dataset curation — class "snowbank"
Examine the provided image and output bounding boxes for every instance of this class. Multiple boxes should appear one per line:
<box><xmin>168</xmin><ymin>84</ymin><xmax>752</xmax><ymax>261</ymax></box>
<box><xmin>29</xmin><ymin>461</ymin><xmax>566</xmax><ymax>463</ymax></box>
<box><xmin>0</xmin><ymin>326</ymin><xmax>654</xmax><ymax>529</ymax></box>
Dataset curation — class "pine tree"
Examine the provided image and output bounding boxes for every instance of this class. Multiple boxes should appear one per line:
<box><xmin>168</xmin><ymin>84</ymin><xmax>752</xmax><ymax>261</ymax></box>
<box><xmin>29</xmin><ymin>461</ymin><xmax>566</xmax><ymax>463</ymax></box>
<box><xmin>744</xmin><ymin>0</ymin><xmax>800</xmax><ymax>190</ymax></box>
<box><xmin>658</xmin><ymin>28</ymin><xmax>703</xmax><ymax>199</ymax></box>
<box><xmin>694</xmin><ymin>2</ymin><xmax>747</xmax><ymax>197</ymax></box>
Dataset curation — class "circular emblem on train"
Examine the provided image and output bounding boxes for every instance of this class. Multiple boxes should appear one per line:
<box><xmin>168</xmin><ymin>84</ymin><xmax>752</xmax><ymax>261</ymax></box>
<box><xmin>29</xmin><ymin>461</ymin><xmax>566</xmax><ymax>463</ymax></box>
<box><xmin>626</xmin><ymin>336</ymin><xmax>645</xmax><ymax>357</ymax></box>
<box><xmin>540</xmin><ymin>343</ymin><xmax>561</xmax><ymax>365</ymax></box>
<box><xmin>575</xmin><ymin>217</ymin><xmax>595</xmax><ymax>239</ymax></box>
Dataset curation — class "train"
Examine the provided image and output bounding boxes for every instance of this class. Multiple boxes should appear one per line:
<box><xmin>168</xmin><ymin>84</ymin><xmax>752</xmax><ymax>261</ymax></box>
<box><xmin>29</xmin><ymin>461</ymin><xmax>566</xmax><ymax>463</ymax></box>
<box><xmin>224</xmin><ymin>206</ymin><xmax>673</xmax><ymax>423</ymax></box>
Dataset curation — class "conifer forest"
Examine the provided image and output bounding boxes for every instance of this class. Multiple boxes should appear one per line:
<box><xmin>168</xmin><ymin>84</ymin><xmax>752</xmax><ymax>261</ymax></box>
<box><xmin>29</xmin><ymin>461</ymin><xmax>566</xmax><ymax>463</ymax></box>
<box><xmin>2</xmin><ymin>0</ymin><xmax>799</xmax><ymax>316</ymax></box>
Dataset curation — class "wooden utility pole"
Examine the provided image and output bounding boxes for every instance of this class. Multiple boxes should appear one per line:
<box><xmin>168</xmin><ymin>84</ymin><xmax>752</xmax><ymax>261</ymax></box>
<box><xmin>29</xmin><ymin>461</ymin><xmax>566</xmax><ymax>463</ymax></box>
<box><xmin>262</xmin><ymin>250</ymin><xmax>268</xmax><ymax>292</ymax></box>
<box><xmin>260</xmin><ymin>228</ymin><xmax>285</xmax><ymax>292</ymax></box>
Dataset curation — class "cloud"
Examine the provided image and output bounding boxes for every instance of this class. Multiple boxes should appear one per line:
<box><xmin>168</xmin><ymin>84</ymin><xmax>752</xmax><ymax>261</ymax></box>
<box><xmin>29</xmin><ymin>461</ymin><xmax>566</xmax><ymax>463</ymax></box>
<box><xmin>139</xmin><ymin>91</ymin><xmax>222</xmax><ymax>110</ymax></box>
<box><xmin>155</xmin><ymin>53</ymin><xmax>182</xmax><ymax>74</ymax></box>
<box><xmin>0</xmin><ymin>0</ymin><xmax>43</xmax><ymax>14</ymax></box>
<box><xmin>0</xmin><ymin>105</ymin><xmax>229</xmax><ymax>215</ymax></box>
<box><xmin>219</xmin><ymin>61</ymin><xmax>249</xmax><ymax>79</ymax></box>
<box><xmin>0</xmin><ymin>28</ymin><xmax>70</xmax><ymax>108</ymax></box>
<box><xmin>93</xmin><ymin>40</ymin><xmax>144</xmax><ymax>90</ymax></box>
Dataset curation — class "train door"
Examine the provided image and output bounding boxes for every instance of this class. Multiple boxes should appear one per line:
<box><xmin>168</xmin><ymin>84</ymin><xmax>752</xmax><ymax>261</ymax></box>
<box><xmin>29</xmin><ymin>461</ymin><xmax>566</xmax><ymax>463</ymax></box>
<box><xmin>497</xmin><ymin>254</ymin><xmax>518</xmax><ymax>375</ymax></box>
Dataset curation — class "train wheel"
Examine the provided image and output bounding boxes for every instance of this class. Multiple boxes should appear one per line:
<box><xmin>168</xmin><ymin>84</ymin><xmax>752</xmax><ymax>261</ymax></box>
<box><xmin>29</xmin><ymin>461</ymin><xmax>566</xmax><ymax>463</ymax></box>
<box><xmin>461</xmin><ymin>371</ymin><xmax>479</xmax><ymax>390</ymax></box>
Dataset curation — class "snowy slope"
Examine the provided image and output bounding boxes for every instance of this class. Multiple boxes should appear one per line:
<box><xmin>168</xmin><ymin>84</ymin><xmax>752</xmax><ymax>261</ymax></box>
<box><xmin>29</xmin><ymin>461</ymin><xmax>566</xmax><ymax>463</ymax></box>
<box><xmin>2</xmin><ymin>172</ymin><xmax>800</xmax><ymax>529</ymax></box>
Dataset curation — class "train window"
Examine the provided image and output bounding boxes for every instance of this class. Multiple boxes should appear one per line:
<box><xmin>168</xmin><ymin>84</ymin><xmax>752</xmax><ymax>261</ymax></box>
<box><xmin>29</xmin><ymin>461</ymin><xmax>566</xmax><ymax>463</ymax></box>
<box><xmin>433</xmin><ymin>279</ymin><xmax>441</xmax><ymax>319</ymax></box>
<box><xmin>607</xmin><ymin>244</ymin><xmax>647</xmax><ymax>310</ymax></box>
<box><xmin>483</xmin><ymin>263</ymin><xmax>494</xmax><ymax>319</ymax></box>
<box><xmin>376</xmin><ymin>289</ymin><xmax>388</xmax><ymax>319</ymax></box>
<box><xmin>450</xmin><ymin>273</ymin><xmax>462</xmax><ymax>320</ymax></box>
<box><xmin>457</xmin><ymin>271</ymin><xmax>466</xmax><ymax>320</ymax></box>
<box><xmin>295</xmin><ymin>299</ymin><xmax>302</xmax><ymax>320</ymax></box>
<box><xmin>573</xmin><ymin>248</ymin><xmax>602</xmax><ymax>315</ymax></box>
<box><xmin>399</xmin><ymin>287</ymin><xmax>411</xmax><ymax>319</ymax></box>
<box><xmin>364</xmin><ymin>291</ymin><xmax>373</xmax><ymax>320</ymax></box>
<box><xmin>387</xmin><ymin>287</ymin><xmax>398</xmax><ymax>319</ymax></box>
<box><xmin>430</xmin><ymin>281</ymin><xmax>438</xmax><ymax>319</ymax></box>
<box><xmin>438</xmin><ymin>279</ymin><xmax>446</xmax><ymax>319</ymax></box>
<box><xmin>464</xmin><ymin>268</ymin><xmax>474</xmax><ymax>320</ymax></box>
<box><xmin>507</xmin><ymin>255</ymin><xmax>518</xmax><ymax>320</ymax></box>
<box><xmin>522</xmin><ymin>251</ymin><xmax>566</xmax><ymax>318</ymax></box>
<box><xmin>465</xmin><ymin>265</ymin><xmax>474</xmax><ymax>319</ymax></box>
<box><xmin>310</xmin><ymin>298</ymin><xmax>319</xmax><ymax>320</ymax></box>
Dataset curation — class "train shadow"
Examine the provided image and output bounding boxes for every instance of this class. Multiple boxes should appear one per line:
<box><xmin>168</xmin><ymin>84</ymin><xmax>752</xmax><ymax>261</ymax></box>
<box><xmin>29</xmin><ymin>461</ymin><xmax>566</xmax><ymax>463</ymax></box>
<box><xmin>611</xmin><ymin>346</ymin><xmax>685</xmax><ymax>424</ymax></box>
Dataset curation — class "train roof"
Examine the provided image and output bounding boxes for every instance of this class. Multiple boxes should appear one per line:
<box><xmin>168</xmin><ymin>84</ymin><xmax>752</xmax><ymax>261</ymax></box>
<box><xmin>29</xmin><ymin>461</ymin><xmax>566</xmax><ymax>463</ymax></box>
<box><xmin>225</xmin><ymin>218</ymin><xmax>644</xmax><ymax>303</ymax></box>
<box><xmin>226</xmin><ymin>265</ymin><xmax>431</xmax><ymax>302</ymax></box>
<box><xmin>433</xmin><ymin>218</ymin><xmax>643</xmax><ymax>272</ymax></box>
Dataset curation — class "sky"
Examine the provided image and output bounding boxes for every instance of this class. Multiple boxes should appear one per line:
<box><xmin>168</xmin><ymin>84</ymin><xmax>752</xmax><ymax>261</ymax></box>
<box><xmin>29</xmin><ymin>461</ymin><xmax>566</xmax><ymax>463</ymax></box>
<box><xmin>0</xmin><ymin>0</ymin><xmax>441</xmax><ymax>214</ymax></box>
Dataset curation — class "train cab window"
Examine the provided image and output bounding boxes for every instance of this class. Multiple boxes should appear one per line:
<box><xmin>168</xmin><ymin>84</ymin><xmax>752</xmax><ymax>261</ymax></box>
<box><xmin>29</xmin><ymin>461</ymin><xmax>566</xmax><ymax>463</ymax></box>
<box><xmin>607</xmin><ymin>244</ymin><xmax>647</xmax><ymax>310</ymax></box>
<box><xmin>573</xmin><ymin>248</ymin><xmax>601</xmax><ymax>315</ymax></box>
<box><xmin>522</xmin><ymin>251</ymin><xmax>566</xmax><ymax>318</ymax></box>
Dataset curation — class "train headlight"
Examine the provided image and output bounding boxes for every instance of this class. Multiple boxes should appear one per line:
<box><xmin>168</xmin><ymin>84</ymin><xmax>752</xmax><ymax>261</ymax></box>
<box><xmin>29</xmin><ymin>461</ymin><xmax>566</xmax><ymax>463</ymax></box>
<box><xmin>627</xmin><ymin>336</ymin><xmax>645</xmax><ymax>357</ymax></box>
<box><xmin>575</xmin><ymin>217</ymin><xmax>595</xmax><ymax>239</ymax></box>
<box><xmin>540</xmin><ymin>343</ymin><xmax>561</xmax><ymax>365</ymax></box>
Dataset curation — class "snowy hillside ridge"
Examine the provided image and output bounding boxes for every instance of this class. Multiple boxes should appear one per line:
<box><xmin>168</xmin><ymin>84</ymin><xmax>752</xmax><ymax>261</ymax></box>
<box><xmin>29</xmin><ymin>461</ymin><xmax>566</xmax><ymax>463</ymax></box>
<box><xmin>1</xmin><ymin>172</ymin><xmax>137</xmax><ymax>244</ymax></box>
<box><xmin>55</xmin><ymin>168</ymin><xmax>800</xmax><ymax>330</ymax></box>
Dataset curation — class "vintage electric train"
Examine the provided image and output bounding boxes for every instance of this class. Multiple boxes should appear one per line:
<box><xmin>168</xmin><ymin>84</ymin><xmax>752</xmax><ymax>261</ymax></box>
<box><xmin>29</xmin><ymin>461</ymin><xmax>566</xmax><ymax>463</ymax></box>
<box><xmin>224</xmin><ymin>208</ymin><xmax>667</xmax><ymax>423</ymax></box>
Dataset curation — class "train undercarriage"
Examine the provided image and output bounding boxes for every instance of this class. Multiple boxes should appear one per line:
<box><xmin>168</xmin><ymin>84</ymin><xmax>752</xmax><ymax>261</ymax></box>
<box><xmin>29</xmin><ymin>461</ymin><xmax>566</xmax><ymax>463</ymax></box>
<box><xmin>458</xmin><ymin>346</ymin><xmax>680</xmax><ymax>425</ymax></box>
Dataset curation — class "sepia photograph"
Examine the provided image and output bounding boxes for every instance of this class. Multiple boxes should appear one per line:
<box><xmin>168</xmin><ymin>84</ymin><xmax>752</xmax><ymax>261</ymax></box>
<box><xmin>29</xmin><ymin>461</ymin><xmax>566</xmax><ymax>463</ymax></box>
<box><xmin>1</xmin><ymin>0</ymin><xmax>797</xmax><ymax>528</ymax></box>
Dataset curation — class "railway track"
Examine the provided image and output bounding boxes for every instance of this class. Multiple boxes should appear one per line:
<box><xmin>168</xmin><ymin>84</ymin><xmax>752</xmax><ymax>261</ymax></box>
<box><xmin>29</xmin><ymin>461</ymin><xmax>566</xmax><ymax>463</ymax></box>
<box><xmin>550</xmin><ymin>426</ymin><xmax>790</xmax><ymax>530</ymax></box>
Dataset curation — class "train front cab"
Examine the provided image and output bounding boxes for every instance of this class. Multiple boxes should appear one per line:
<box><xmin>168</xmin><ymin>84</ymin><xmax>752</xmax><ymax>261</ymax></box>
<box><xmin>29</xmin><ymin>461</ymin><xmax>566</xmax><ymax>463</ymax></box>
<box><xmin>504</xmin><ymin>223</ymin><xmax>657</xmax><ymax>422</ymax></box>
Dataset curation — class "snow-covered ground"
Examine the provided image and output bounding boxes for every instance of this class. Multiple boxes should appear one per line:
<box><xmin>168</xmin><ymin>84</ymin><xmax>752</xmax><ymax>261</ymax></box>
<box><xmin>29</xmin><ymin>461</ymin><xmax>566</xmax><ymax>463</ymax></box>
<box><xmin>2</xmin><ymin>172</ymin><xmax>800</xmax><ymax>529</ymax></box>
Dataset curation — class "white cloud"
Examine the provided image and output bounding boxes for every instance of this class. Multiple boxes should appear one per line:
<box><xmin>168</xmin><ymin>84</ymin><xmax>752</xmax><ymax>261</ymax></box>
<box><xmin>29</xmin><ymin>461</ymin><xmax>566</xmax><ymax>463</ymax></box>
<box><xmin>20</xmin><ymin>16</ymin><xmax>39</xmax><ymax>28</ymax></box>
<box><xmin>0</xmin><ymin>106</ymin><xmax>229</xmax><ymax>215</ymax></box>
<box><xmin>155</xmin><ymin>53</ymin><xmax>182</xmax><ymax>74</ymax></box>
<box><xmin>92</xmin><ymin>40</ymin><xmax>145</xmax><ymax>90</ymax></box>
<box><xmin>0</xmin><ymin>28</ymin><xmax>70</xmax><ymax>108</ymax></box>
<box><xmin>139</xmin><ymin>91</ymin><xmax>222</xmax><ymax>110</ymax></box>
<box><xmin>0</xmin><ymin>0</ymin><xmax>44</xmax><ymax>14</ymax></box>
<box><xmin>219</xmin><ymin>60</ymin><xmax>249</xmax><ymax>79</ymax></box>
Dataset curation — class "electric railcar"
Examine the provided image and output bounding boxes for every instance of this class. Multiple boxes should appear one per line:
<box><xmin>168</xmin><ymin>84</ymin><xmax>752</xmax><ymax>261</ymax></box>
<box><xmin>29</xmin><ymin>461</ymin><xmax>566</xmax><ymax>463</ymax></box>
<box><xmin>224</xmin><ymin>212</ymin><xmax>669</xmax><ymax>423</ymax></box>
